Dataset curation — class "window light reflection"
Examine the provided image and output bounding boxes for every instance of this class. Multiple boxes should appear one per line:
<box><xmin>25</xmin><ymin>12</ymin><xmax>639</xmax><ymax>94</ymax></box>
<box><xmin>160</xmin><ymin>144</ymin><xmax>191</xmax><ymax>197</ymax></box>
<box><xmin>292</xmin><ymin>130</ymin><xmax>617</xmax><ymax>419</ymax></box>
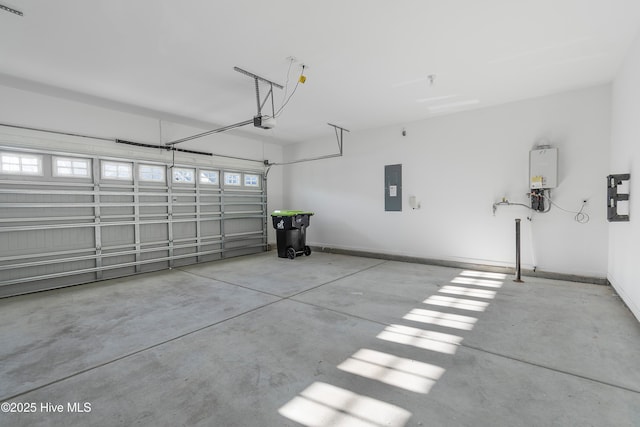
<box><xmin>423</xmin><ymin>295</ymin><xmax>489</xmax><ymax>312</ymax></box>
<box><xmin>278</xmin><ymin>382</ymin><xmax>412</xmax><ymax>427</ymax></box>
<box><xmin>377</xmin><ymin>324</ymin><xmax>462</xmax><ymax>354</ymax></box>
<box><xmin>451</xmin><ymin>276</ymin><xmax>504</xmax><ymax>288</ymax></box>
<box><xmin>338</xmin><ymin>348</ymin><xmax>445</xmax><ymax>394</ymax></box>
<box><xmin>439</xmin><ymin>285</ymin><xmax>497</xmax><ymax>299</ymax></box>
<box><xmin>460</xmin><ymin>270</ymin><xmax>507</xmax><ymax>280</ymax></box>
<box><xmin>403</xmin><ymin>308</ymin><xmax>478</xmax><ymax>331</ymax></box>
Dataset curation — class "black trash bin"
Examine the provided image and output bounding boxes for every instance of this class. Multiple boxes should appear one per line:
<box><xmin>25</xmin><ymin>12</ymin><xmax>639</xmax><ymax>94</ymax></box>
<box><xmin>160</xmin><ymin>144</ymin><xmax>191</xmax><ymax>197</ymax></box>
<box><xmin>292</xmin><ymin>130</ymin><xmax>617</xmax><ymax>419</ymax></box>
<box><xmin>271</xmin><ymin>210</ymin><xmax>314</xmax><ymax>259</ymax></box>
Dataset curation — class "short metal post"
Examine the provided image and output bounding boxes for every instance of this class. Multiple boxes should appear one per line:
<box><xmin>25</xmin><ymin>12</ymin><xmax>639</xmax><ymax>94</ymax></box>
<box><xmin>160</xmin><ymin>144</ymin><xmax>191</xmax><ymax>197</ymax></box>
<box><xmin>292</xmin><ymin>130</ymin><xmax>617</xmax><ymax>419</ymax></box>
<box><xmin>514</xmin><ymin>218</ymin><xmax>524</xmax><ymax>283</ymax></box>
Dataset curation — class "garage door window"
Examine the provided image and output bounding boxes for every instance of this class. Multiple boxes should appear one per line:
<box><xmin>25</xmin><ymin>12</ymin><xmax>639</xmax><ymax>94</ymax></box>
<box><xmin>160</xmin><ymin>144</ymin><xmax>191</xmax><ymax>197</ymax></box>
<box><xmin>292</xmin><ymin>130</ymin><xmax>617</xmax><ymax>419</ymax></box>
<box><xmin>224</xmin><ymin>172</ymin><xmax>241</xmax><ymax>186</ymax></box>
<box><xmin>102</xmin><ymin>161</ymin><xmax>132</xmax><ymax>180</ymax></box>
<box><xmin>200</xmin><ymin>170</ymin><xmax>219</xmax><ymax>185</ymax></box>
<box><xmin>173</xmin><ymin>168</ymin><xmax>194</xmax><ymax>183</ymax></box>
<box><xmin>139</xmin><ymin>164</ymin><xmax>165</xmax><ymax>182</ymax></box>
<box><xmin>0</xmin><ymin>152</ymin><xmax>43</xmax><ymax>175</ymax></box>
<box><xmin>54</xmin><ymin>157</ymin><xmax>91</xmax><ymax>178</ymax></box>
<box><xmin>244</xmin><ymin>174</ymin><xmax>259</xmax><ymax>187</ymax></box>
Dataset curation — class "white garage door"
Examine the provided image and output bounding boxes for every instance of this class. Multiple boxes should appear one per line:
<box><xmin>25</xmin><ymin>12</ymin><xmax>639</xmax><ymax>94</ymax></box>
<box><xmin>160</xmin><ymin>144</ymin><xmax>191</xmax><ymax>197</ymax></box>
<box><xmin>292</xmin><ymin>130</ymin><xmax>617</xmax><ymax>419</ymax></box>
<box><xmin>0</xmin><ymin>147</ymin><xmax>267</xmax><ymax>297</ymax></box>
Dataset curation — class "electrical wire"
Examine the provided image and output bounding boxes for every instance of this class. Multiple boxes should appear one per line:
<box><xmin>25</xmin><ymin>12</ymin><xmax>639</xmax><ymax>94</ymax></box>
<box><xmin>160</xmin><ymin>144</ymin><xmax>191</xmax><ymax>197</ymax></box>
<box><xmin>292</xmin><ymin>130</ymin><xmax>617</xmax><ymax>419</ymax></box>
<box><xmin>575</xmin><ymin>204</ymin><xmax>590</xmax><ymax>224</ymax></box>
<box><xmin>280</xmin><ymin>58</ymin><xmax>295</xmax><ymax>109</ymax></box>
<box><xmin>542</xmin><ymin>193</ymin><xmax>590</xmax><ymax>223</ymax></box>
<box><xmin>275</xmin><ymin>65</ymin><xmax>305</xmax><ymax>118</ymax></box>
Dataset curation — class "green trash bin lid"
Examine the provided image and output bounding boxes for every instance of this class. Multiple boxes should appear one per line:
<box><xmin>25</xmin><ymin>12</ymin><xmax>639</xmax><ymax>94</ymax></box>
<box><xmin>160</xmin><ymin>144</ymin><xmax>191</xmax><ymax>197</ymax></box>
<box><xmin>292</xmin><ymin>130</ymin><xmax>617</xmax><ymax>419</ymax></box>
<box><xmin>271</xmin><ymin>210</ymin><xmax>314</xmax><ymax>217</ymax></box>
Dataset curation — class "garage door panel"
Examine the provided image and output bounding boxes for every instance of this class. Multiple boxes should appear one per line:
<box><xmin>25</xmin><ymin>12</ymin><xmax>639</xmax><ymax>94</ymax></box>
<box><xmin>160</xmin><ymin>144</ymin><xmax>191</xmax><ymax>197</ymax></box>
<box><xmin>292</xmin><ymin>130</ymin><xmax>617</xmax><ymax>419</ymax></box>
<box><xmin>101</xmin><ymin>225</ymin><xmax>135</xmax><ymax>246</ymax></box>
<box><xmin>173</xmin><ymin>221</ymin><xmax>197</xmax><ymax>240</ymax></box>
<box><xmin>140</xmin><ymin>223</ymin><xmax>169</xmax><ymax>242</ymax></box>
<box><xmin>200</xmin><ymin>220</ymin><xmax>221</xmax><ymax>237</ymax></box>
<box><xmin>0</xmin><ymin>228</ymin><xmax>94</xmax><ymax>255</ymax></box>
<box><xmin>0</xmin><ymin>149</ymin><xmax>267</xmax><ymax>297</ymax></box>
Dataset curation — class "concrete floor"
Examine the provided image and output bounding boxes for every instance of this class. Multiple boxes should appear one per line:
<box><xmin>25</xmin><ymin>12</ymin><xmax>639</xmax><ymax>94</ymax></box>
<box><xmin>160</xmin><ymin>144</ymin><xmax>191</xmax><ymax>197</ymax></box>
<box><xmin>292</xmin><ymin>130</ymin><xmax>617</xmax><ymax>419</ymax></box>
<box><xmin>0</xmin><ymin>251</ymin><xmax>639</xmax><ymax>427</ymax></box>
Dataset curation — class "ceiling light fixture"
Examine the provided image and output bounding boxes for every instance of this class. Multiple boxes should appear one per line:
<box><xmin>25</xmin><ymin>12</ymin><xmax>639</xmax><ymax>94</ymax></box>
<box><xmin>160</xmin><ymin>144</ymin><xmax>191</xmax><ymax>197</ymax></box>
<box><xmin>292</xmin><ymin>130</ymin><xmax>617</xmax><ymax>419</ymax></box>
<box><xmin>0</xmin><ymin>3</ymin><xmax>23</xmax><ymax>16</ymax></box>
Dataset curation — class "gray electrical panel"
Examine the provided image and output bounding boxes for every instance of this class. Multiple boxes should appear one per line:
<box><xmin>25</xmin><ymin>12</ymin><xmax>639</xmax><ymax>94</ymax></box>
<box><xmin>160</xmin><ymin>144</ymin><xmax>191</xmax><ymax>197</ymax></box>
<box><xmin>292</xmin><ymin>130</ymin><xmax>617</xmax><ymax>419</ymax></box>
<box><xmin>385</xmin><ymin>164</ymin><xmax>402</xmax><ymax>211</ymax></box>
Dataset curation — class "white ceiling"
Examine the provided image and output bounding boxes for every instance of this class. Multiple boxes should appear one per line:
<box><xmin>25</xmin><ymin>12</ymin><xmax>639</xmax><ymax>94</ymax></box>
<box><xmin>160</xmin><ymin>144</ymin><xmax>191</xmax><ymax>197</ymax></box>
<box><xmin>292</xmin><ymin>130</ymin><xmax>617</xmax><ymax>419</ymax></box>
<box><xmin>1</xmin><ymin>0</ymin><xmax>640</xmax><ymax>147</ymax></box>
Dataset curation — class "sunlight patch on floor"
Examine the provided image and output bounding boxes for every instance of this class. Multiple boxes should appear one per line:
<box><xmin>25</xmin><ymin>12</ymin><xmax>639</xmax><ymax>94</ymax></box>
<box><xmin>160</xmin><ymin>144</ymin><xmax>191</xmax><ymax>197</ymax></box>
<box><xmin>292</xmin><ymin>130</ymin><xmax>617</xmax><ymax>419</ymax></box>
<box><xmin>438</xmin><ymin>285</ymin><xmax>497</xmax><ymax>299</ymax></box>
<box><xmin>403</xmin><ymin>308</ymin><xmax>478</xmax><ymax>331</ymax></box>
<box><xmin>377</xmin><ymin>324</ymin><xmax>462</xmax><ymax>354</ymax></box>
<box><xmin>450</xmin><ymin>276</ymin><xmax>504</xmax><ymax>288</ymax></box>
<box><xmin>278</xmin><ymin>267</ymin><xmax>506</xmax><ymax>426</ymax></box>
<box><xmin>338</xmin><ymin>348</ymin><xmax>445</xmax><ymax>393</ymax></box>
<box><xmin>460</xmin><ymin>270</ymin><xmax>507</xmax><ymax>280</ymax></box>
<box><xmin>423</xmin><ymin>295</ymin><xmax>490</xmax><ymax>312</ymax></box>
<box><xmin>278</xmin><ymin>382</ymin><xmax>412</xmax><ymax>427</ymax></box>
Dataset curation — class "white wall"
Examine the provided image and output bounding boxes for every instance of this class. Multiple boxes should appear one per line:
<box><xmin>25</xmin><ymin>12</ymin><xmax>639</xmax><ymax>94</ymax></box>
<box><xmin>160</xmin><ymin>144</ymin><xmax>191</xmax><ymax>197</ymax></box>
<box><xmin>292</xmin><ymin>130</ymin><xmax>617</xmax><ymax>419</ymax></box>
<box><xmin>610</xmin><ymin>32</ymin><xmax>640</xmax><ymax>320</ymax></box>
<box><xmin>0</xmin><ymin>79</ymin><xmax>617</xmax><ymax>282</ymax></box>
<box><xmin>283</xmin><ymin>85</ymin><xmax>611</xmax><ymax>278</ymax></box>
<box><xmin>0</xmin><ymin>83</ymin><xmax>284</xmax><ymax>244</ymax></box>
